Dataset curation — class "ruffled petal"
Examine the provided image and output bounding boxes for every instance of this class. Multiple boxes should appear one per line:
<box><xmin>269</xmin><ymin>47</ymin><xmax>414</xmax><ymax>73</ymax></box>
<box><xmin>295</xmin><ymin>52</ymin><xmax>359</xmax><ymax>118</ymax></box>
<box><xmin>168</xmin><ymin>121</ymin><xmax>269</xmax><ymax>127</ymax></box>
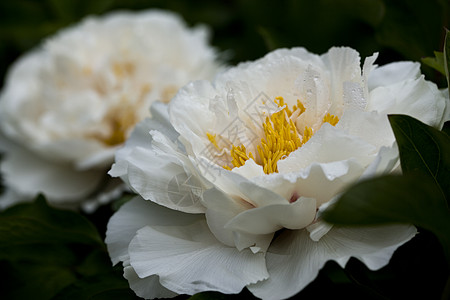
<box><xmin>226</xmin><ymin>197</ymin><xmax>316</xmax><ymax>234</ymax></box>
<box><xmin>252</xmin><ymin>159</ymin><xmax>365</xmax><ymax>208</ymax></box>
<box><xmin>123</xmin><ymin>265</ymin><xmax>178</xmax><ymax>299</ymax></box>
<box><xmin>112</xmin><ymin>102</ymin><xmax>179</xmax><ymax>173</ymax></box>
<box><xmin>248</xmin><ymin>229</ymin><xmax>328</xmax><ymax>300</ymax></box>
<box><xmin>129</xmin><ymin>220</ymin><xmax>268</xmax><ymax>296</ymax></box>
<box><xmin>0</xmin><ymin>188</ymin><xmax>29</xmax><ymax>209</ymax></box>
<box><xmin>336</xmin><ymin>109</ymin><xmax>394</xmax><ymax>150</ymax></box>
<box><xmin>368</xmin><ymin>76</ymin><xmax>448</xmax><ymax>129</ymax></box>
<box><xmin>278</xmin><ymin>123</ymin><xmax>376</xmax><ymax>173</ymax></box>
<box><xmin>105</xmin><ymin>196</ymin><xmax>201</xmax><ymax>265</ymax></box>
<box><xmin>248</xmin><ymin>224</ymin><xmax>416</xmax><ymax>300</ymax></box>
<box><xmin>204</xmin><ymin>184</ymin><xmax>280</xmax><ymax>251</ymax></box>
<box><xmin>0</xmin><ymin>139</ymin><xmax>104</xmax><ymax>204</ymax></box>
<box><xmin>368</xmin><ymin>61</ymin><xmax>421</xmax><ymax>91</ymax></box>
<box><xmin>321</xmin><ymin>47</ymin><xmax>363</xmax><ymax>113</ymax></box>
<box><xmin>111</xmin><ymin>129</ymin><xmax>207</xmax><ymax>213</ymax></box>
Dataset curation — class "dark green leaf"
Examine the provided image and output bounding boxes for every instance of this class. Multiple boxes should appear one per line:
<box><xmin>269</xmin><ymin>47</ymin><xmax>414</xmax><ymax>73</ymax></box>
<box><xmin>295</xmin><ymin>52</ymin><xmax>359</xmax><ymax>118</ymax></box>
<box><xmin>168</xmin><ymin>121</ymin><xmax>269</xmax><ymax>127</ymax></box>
<box><xmin>421</xmin><ymin>51</ymin><xmax>445</xmax><ymax>75</ymax></box>
<box><xmin>257</xmin><ymin>27</ymin><xmax>281</xmax><ymax>51</ymax></box>
<box><xmin>444</xmin><ymin>28</ymin><xmax>450</xmax><ymax>95</ymax></box>
<box><xmin>75</xmin><ymin>248</ymin><xmax>113</xmax><ymax>277</ymax></box>
<box><xmin>0</xmin><ymin>196</ymin><xmax>120</xmax><ymax>299</ymax></box>
<box><xmin>443</xmin><ymin>121</ymin><xmax>450</xmax><ymax>137</ymax></box>
<box><xmin>52</xmin><ymin>268</ymin><xmax>138</xmax><ymax>300</ymax></box>
<box><xmin>322</xmin><ymin>174</ymin><xmax>450</xmax><ymax>264</ymax></box>
<box><xmin>0</xmin><ymin>195</ymin><xmax>103</xmax><ymax>255</ymax></box>
<box><xmin>375</xmin><ymin>0</ymin><xmax>445</xmax><ymax>61</ymax></box>
<box><xmin>189</xmin><ymin>291</ymin><xmax>232</xmax><ymax>300</ymax></box>
<box><xmin>1</xmin><ymin>260</ymin><xmax>78</xmax><ymax>300</ymax></box>
<box><xmin>388</xmin><ymin>114</ymin><xmax>450</xmax><ymax>203</ymax></box>
<box><xmin>322</xmin><ymin>175</ymin><xmax>449</xmax><ymax>227</ymax></box>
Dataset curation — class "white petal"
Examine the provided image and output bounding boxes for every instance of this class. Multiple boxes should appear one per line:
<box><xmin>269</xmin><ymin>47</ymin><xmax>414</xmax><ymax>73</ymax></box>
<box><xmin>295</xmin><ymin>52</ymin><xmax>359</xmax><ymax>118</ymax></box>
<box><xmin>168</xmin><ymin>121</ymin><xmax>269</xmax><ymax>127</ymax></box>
<box><xmin>248</xmin><ymin>229</ymin><xmax>329</xmax><ymax>300</ymax></box>
<box><xmin>112</xmin><ymin>131</ymin><xmax>207</xmax><ymax>213</ymax></box>
<box><xmin>0</xmin><ymin>188</ymin><xmax>29</xmax><ymax>209</ymax></box>
<box><xmin>253</xmin><ymin>160</ymin><xmax>364</xmax><ymax>207</ymax></box>
<box><xmin>105</xmin><ymin>196</ymin><xmax>201</xmax><ymax>265</ymax></box>
<box><xmin>129</xmin><ymin>220</ymin><xmax>268</xmax><ymax>295</ymax></box>
<box><xmin>226</xmin><ymin>197</ymin><xmax>316</xmax><ymax>234</ymax></box>
<box><xmin>359</xmin><ymin>52</ymin><xmax>379</xmax><ymax>108</ymax></box>
<box><xmin>204</xmin><ymin>185</ymin><xmax>279</xmax><ymax>251</ymax></box>
<box><xmin>203</xmin><ymin>187</ymin><xmax>252</xmax><ymax>247</ymax></box>
<box><xmin>113</xmin><ymin>102</ymin><xmax>179</xmax><ymax>168</ymax></box>
<box><xmin>33</xmin><ymin>138</ymin><xmax>106</xmax><ymax>167</ymax></box>
<box><xmin>368</xmin><ymin>61</ymin><xmax>421</xmax><ymax>91</ymax></box>
<box><xmin>0</xmin><ymin>140</ymin><xmax>104</xmax><ymax>203</ymax></box>
<box><xmin>336</xmin><ymin>108</ymin><xmax>394</xmax><ymax>148</ymax></box>
<box><xmin>248</xmin><ymin>224</ymin><xmax>416</xmax><ymax>300</ymax></box>
<box><xmin>81</xmin><ymin>178</ymin><xmax>128</xmax><ymax>213</ymax></box>
<box><xmin>361</xmin><ymin>144</ymin><xmax>399</xmax><ymax>179</ymax></box>
<box><xmin>368</xmin><ymin>76</ymin><xmax>448</xmax><ymax>129</ymax></box>
<box><xmin>123</xmin><ymin>265</ymin><xmax>178</xmax><ymax>299</ymax></box>
<box><xmin>231</xmin><ymin>158</ymin><xmax>265</xmax><ymax>179</ymax></box>
<box><xmin>233</xmin><ymin>231</ymin><xmax>273</xmax><ymax>253</ymax></box>
<box><xmin>208</xmin><ymin>166</ymin><xmax>287</xmax><ymax>208</ymax></box>
<box><xmin>355</xmin><ymin>242</ymin><xmax>405</xmax><ymax>271</ymax></box>
<box><xmin>321</xmin><ymin>47</ymin><xmax>362</xmax><ymax>112</ymax></box>
<box><xmin>76</xmin><ymin>146</ymin><xmax>117</xmax><ymax>170</ymax></box>
<box><xmin>278</xmin><ymin>124</ymin><xmax>376</xmax><ymax>173</ymax></box>
<box><xmin>330</xmin><ymin>225</ymin><xmax>417</xmax><ymax>270</ymax></box>
<box><xmin>306</xmin><ymin>220</ymin><xmax>333</xmax><ymax>242</ymax></box>
<box><xmin>169</xmin><ymin>80</ymin><xmax>219</xmax><ymax>155</ymax></box>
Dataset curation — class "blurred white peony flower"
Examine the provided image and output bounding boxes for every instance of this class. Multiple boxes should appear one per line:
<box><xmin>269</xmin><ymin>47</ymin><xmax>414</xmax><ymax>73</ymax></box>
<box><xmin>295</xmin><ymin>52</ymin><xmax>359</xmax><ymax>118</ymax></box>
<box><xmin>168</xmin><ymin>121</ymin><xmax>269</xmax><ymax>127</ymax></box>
<box><xmin>106</xmin><ymin>47</ymin><xmax>449</xmax><ymax>299</ymax></box>
<box><xmin>0</xmin><ymin>9</ymin><xmax>221</xmax><ymax>210</ymax></box>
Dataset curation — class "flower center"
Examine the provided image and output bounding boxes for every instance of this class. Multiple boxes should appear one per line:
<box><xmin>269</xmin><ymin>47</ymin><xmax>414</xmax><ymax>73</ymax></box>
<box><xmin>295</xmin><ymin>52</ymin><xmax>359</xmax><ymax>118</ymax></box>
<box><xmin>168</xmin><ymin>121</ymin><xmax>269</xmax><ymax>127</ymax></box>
<box><xmin>207</xmin><ymin>96</ymin><xmax>339</xmax><ymax>174</ymax></box>
<box><xmin>97</xmin><ymin>101</ymin><xmax>139</xmax><ymax>146</ymax></box>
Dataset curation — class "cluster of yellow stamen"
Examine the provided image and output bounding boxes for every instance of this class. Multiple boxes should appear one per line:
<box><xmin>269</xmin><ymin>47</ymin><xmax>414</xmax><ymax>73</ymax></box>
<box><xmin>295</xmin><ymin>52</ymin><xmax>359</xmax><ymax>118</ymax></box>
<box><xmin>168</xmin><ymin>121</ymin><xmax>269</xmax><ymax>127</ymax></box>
<box><xmin>206</xmin><ymin>132</ymin><xmax>219</xmax><ymax>149</ymax></box>
<box><xmin>323</xmin><ymin>113</ymin><xmax>339</xmax><ymax>126</ymax></box>
<box><xmin>98</xmin><ymin>103</ymin><xmax>138</xmax><ymax>146</ymax></box>
<box><xmin>208</xmin><ymin>96</ymin><xmax>339</xmax><ymax>174</ymax></box>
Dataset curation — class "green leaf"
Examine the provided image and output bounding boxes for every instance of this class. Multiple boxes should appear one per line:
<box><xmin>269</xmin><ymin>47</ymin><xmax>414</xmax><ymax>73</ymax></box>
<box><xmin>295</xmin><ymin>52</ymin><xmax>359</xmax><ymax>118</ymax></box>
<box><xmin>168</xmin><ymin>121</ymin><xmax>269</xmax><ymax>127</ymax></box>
<box><xmin>52</xmin><ymin>268</ymin><xmax>138</xmax><ymax>300</ymax></box>
<box><xmin>1</xmin><ymin>260</ymin><xmax>78</xmax><ymax>300</ymax></box>
<box><xmin>374</xmin><ymin>0</ymin><xmax>445</xmax><ymax>61</ymax></box>
<box><xmin>322</xmin><ymin>175</ymin><xmax>448</xmax><ymax>227</ymax></box>
<box><xmin>444</xmin><ymin>28</ymin><xmax>450</xmax><ymax>95</ymax></box>
<box><xmin>189</xmin><ymin>291</ymin><xmax>232</xmax><ymax>300</ymax></box>
<box><xmin>257</xmin><ymin>26</ymin><xmax>281</xmax><ymax>51</ymax></box>
<box><xmin>443</xmin><ymin>121</ymin><xmax>450</xmax><ymax>137</ymax></box>
<box><xmin>0</xmin><ymin>195</ymin><xmax>123</xmax><ymax>299</ymax></box>
<box><xmin>388</xmin><ymin>114</ymin><xmax>450</xmax><ymax>204</ymax></box>
<box><xmin>421</xmin><ymin>51</ymin><xmax>445</xmax><ymax>75</ymax></box>
<box><xmin>322</xmin><ymin>174</ymin><xmax>450</xmax><ymax>263</ymax></box>
<box><xmin>0</xmin><ymin>194</ymin><xmax>103</xmax><ymax>255</ymax></box>
<box><xmin>75</xmin><ymin>248</ymin><xmax>114</xmax><ymax>277</ymax></box>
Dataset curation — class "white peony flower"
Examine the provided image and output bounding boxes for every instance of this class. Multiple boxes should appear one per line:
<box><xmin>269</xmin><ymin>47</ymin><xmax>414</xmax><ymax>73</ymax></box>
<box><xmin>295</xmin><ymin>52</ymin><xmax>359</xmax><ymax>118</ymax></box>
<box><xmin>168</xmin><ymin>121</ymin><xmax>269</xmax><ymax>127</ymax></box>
<box><xmin>106</xmin><ymin>47</ymin><xmax>449</xmax><ymax>299</ymax></box>
<box><xmin>0</xmin><ymin>9</ymin><xmax>221</xmax><ymax>210</ymax></box>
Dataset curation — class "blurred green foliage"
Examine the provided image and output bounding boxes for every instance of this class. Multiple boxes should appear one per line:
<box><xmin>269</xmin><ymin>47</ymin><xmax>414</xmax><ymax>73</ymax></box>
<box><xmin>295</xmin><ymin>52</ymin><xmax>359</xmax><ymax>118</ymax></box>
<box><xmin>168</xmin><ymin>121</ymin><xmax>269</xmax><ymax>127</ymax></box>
<box><xmin>0</xmin><ymin>0</ymin><xmax>448</xmax><ymax>88</ymax></box>
<box><xmin>0</xmin><ymin>1</ymin><xmax>449</xmax><ymax>299</ymax></box>
<box><xmin>0</xmin><ymin>195</ymin><xmax>137</xmax><ymax>299</ymax></box>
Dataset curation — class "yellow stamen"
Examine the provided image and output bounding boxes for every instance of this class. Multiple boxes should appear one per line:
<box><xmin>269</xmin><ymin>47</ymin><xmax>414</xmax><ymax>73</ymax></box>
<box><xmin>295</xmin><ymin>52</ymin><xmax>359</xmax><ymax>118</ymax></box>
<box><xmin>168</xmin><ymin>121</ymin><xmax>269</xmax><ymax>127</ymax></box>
<box><xmin>207</xmin><ymin>97</ymin><xmax>340</xmax><ymax>174</ymax></box>
<box><xmin>230</xmin><ymin>97</ymin><xmax>304</xmax><ymax>173</ymax></box>
<box><xmin>207</xmin><ymin>132</ymin><xmax>220</xmax><ymax>149</ymax></box>
<box><xmin>95</xmin><ymin>99</ymin><xmax>138</xmax><ymax>146</ymax></box>
<box><xmin>303</xmin><ymin>126</ymin><xmax>313</xmax><ymax>144</ymax></box>
<box><xmin>323</xmin><ymin>113</ymin><xmax>339</xmax><ymax>126</ymax></box>
<box><xmin>113</xmin><ymin>62</ymin><xmax>135</xmax><ymax>78</ymax></box>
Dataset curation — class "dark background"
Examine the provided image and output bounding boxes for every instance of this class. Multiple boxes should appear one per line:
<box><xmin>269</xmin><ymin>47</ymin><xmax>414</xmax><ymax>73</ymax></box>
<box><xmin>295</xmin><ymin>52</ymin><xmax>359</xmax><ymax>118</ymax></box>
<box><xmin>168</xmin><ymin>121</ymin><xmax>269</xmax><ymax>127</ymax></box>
<box><xmin>0</xmin><ymin>0</ymin><xmax>448</xmax><ymax>299</ymax></box>
<box><xmin>0</xmin><ymin>0</ymin><xmax>449</xmax><ymax>87</ymax></box>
